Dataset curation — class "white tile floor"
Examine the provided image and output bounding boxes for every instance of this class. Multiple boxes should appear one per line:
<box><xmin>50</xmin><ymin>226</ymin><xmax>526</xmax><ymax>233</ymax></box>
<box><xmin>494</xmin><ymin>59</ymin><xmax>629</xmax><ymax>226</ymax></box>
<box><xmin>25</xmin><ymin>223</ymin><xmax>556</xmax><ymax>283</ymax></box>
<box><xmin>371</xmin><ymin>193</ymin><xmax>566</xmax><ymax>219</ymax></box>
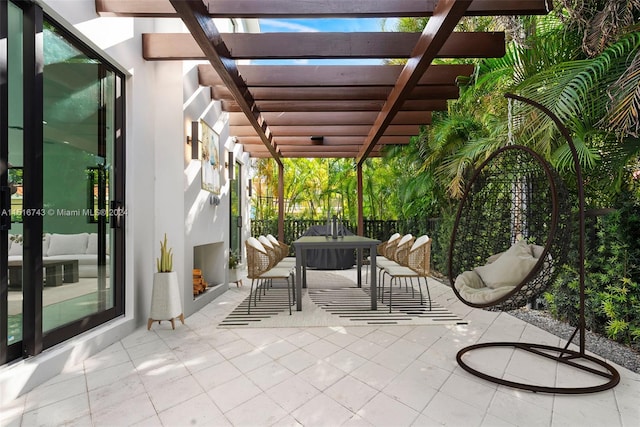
<box><xmin>2</xmin><ymin>270</ymin><xmax>639</xmax><ymax>427</ymax></box>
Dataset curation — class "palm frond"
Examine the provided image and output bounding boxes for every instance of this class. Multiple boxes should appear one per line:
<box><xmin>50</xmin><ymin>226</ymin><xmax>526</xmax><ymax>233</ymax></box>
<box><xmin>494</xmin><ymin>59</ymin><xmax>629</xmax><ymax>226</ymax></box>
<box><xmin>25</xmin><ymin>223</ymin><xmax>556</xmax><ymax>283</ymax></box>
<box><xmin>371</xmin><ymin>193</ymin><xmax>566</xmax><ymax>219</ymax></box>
<box><xmin>604</xmin><ymin>48</ymin><xmax>640</xmax><ymax>137</ymax></box>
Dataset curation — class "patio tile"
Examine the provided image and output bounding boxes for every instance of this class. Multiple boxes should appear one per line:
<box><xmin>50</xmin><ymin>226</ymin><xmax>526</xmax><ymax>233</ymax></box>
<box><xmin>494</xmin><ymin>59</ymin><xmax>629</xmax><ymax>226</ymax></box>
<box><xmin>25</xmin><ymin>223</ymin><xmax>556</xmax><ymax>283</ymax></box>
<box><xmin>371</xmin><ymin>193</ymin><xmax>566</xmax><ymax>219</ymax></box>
<box><xmin>302</xmin><ymin>338</ymin><xmax>342</xmax><ymax>359</ymax></box>
<box><xmin>157</xmin><ymin>392</ymin><xmax>229</xmax><ymax>426</ymax></box>
<box><xmin>83</xmin><ymin>343</ymin><xmax>131</xmax><ymax>372</ymax></box>
<box><xmin>207</xmin><ymin>375</ymin><xmax>262</xmax><ymax>413</ymax></box>
<box><xmin>360</xmin><ymin>329</ymin><xmax>400</xmax><ymax>348</ymax></box>
<box><xmin>350</xmin><ymin>361</ymin><xmax>398</xmax><ymax>390</ymax></box>
<box><xmin>278</xmin><ymin>348</ymin><xmax>318</xmax><ymax>373</ymax></box>
<box><xmin>261</xmin><ymin>338</ymin><xmax>299</xmax><ymax>359</ymax></box>
<box><xmin>371</xmin><ymin>338</ymin><xmax>426</xmax><ymax>373</ymax></box>
<box><xmin>146</xmin><ymin>373</ymin><xmax>204</xmax><ymax>412</ymax></box>
<box><xmin>486</xmin><ymin>389</ymin><xmax>552</xmax><ymax>427</ymax></box>
<box><xmin>229</xmin><ymin>347</ymin><xmax>273</xmax><ymax>372</ymax></box>
<box><xmin>0</xmin><ymin>395</ymin><xmax>25</xmax><ymax>427</ymax></box>
<box><xmin>345</xmin><ymin>338</ymin><xmax>386</xmax><ymax>360</ymax></box>
<box><xmin>325</xmin><ymin>375</ymin><xmax>378</xmax><ymax>412</ymax></box>
<box><xmin>21</xmin><ymin>393</ymin><xmax>89</xmax><ymax>427</ymax></box>
<box><xmin>216</xmin><ymin>338</ymin><xmax>255</xmax><ymax>360</ymax></box>
<box><xmin>324</xmin><ymin>328</ymin><xmax>362</xmax><ymax>348</ymax></box>
<box><xmin>194</xmin><ymin>360</ymin><xmax>243</xmax><ymax>391</ymax></box>
<box><xmin>324</xmin><ymin>348</ymin><xmax>368</xmax><ymax>373</ymax></box>
<box><xmin>23</xmin><ymin>375</ymin><xmax>87</xmax><ymax>412</ymax></box>
<box><xmin>91</xmin><ymin>392</ymin><xmax>156</xmax><ymax>427</ymax></box>
<box><xmin>225</xmin><ymin>394</ymin><xmax>288</xmax><ymax>426</ymax></box>
<box><xmin>85</xmin><ymin>360</ymin><xmax>137</xmax><ymax>391</ymax></box>
<box><xmin>286</xmin><ymin>330</ymin><xmax>322</xmax><ymax>347</ymax></box>
<box><xmin>422</xmin><ymin>392</ymin><xmax>486</xmax><ymax>427</ymax></box>
<box><xmin>382</xmin><ymin>371</ymin><xmax>438</xmax><ymax>412</ymax></box>
<box><xmin>244</xmin><ymin>361</ymin><xmax>295</xmax><ymax>390</ymax></box>
<box><xmin>291</xmin><ymin>393</ymin><xmax>354</xmax><ymax>427</ymax></box>
<box><xmin>297</xmin><ymin>360</ymin><xmax>347</xmax><ymax>390</ymax></box>
<box><xmin>88</xmin><ymin>371</ymin><xmax>146</xmax><ymax>412</ymax></box>
<box><xmin>439</xmin><ymin>372</ymin><xmax>497</xmax><ymax>411</ymax></box>
<box><xmin>265</xmin><ymin>375</ymin><xmax>321</xmax><ymax>413</ymax></box>
<box><xmin>4</xmin><ymin>268</ymin><xmax>640</xmax><ymax>427</ymax></box>
<box><xmin>179</xmin><ymin>348</ymin><xmax>226</xmax><ymax>373</ymax></box>
<box><xmin>357</xmin><ymin>392</ymin><xmax>419</xmax><ymax>427</ymax></box>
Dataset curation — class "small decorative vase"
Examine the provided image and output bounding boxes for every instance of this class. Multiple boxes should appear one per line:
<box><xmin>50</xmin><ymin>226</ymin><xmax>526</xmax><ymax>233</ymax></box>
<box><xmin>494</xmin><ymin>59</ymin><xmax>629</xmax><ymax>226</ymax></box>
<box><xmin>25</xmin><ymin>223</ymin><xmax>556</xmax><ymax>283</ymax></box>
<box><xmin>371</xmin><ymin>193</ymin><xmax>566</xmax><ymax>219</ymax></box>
<box><xmin>148</xmin><ymin>271</ymin><xmax>184</xmax><ymax>330</ymax></box>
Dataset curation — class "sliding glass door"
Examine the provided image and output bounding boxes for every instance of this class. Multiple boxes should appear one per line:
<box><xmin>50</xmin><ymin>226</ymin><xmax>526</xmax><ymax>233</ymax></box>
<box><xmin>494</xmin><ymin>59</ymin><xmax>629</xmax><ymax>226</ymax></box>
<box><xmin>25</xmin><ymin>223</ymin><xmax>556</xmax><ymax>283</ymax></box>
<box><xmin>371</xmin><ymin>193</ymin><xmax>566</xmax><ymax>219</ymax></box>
<box><xmin>1</xmin><ymin>0</ymin><xmax>125</xmax><ymax>365</ymax></box>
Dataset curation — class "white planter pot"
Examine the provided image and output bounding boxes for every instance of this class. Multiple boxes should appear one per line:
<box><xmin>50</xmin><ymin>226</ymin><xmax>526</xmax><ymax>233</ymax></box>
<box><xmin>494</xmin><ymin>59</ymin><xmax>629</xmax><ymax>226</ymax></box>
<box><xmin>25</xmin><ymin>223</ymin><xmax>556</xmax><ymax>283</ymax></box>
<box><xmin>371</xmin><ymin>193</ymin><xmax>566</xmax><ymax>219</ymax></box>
<box><xmin>148</xmin><ymin>271</ymin><xmax>184</xmax><ymax>330</ymax></box>
<box><xmin>229</xmin><ymin>268</ymin><xmax>243</xmax><ymax>287</ymax></box>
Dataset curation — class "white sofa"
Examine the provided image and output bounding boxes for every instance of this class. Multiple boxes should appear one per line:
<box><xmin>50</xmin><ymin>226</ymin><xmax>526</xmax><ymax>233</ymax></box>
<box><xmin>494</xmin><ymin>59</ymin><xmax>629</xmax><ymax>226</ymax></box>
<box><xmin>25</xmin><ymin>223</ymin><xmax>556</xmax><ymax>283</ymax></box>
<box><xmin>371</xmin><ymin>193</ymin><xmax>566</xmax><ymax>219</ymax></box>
<box><xmin>9</xmin><ymin>233</ymin><xmax>110</xmax><ymax>278</ymax></box>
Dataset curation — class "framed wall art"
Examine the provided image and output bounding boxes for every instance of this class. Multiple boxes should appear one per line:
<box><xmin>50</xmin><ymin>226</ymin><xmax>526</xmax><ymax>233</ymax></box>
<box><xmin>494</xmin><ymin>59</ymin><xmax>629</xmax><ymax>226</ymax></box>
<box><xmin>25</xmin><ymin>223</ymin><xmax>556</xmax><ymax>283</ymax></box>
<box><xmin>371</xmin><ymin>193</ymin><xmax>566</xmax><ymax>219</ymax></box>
<box><xmin>200</xmin><ymin>119</ymin><xmax>221</xmax><ymax>194</ymax></box>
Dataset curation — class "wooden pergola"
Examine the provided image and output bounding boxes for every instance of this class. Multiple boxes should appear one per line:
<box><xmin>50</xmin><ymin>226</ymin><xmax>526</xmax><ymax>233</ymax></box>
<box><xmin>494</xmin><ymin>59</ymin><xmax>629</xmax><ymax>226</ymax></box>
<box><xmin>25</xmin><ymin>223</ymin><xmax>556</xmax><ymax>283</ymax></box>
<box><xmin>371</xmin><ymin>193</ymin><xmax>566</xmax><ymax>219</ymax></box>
<box><xmin>96</xmin><ymin>0</ymin><xmax>553</xmax><ymax>237</ymax></box>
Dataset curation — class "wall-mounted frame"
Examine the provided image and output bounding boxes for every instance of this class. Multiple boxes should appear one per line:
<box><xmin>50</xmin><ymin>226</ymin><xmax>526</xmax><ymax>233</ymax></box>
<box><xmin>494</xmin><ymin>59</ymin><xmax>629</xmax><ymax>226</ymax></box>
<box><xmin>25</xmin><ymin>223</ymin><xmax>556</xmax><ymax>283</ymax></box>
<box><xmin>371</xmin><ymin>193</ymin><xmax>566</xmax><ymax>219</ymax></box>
<box><xmin>200</xmin><ymin>119</ymin><xmax>221</xmax><ymax>194</ymax></box>
<box><xmin>8</xmin><ymin>166</ymin><xmax>23</xmax><ymax>223</ymax></box>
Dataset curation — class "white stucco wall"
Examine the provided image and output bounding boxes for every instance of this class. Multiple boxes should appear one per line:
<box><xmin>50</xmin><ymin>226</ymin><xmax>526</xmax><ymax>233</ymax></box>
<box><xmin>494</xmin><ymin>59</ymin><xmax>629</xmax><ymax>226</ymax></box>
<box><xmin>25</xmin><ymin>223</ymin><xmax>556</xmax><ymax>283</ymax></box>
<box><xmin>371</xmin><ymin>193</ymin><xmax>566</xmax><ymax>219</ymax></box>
<box><xmin>0</xmin><ymin>0</ymin><xmax>251</xmax><ymax>404</ymax></box>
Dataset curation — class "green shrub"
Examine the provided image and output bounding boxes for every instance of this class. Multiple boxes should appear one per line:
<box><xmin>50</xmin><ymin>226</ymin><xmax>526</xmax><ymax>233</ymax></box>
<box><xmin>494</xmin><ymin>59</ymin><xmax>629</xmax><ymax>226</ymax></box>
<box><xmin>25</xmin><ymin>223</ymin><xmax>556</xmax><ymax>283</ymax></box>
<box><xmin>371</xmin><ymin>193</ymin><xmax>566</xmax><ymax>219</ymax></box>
<box><xmin>544</xmin><ymin>198</ymin><xmax>640</xmax><ymax>350</ymax></box>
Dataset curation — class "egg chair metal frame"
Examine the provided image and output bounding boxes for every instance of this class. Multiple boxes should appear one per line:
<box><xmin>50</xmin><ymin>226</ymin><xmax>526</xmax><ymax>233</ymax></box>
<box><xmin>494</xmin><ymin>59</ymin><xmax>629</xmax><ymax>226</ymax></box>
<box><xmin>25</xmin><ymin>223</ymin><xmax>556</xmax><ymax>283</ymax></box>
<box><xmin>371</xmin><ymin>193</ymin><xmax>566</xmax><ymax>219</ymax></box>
<box><xmin>449</xmin><ymin>93</ymin><xmax>620</xmax><ymax>394</ymax></box>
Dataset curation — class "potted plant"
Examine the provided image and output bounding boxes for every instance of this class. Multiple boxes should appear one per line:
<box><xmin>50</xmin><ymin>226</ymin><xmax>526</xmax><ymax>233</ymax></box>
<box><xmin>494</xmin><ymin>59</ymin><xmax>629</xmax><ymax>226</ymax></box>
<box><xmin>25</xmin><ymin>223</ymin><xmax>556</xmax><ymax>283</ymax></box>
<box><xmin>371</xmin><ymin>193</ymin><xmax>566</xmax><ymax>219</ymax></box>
<box><xmin>228</xmin><ymin>249</ymin><xmax>243</xmax><ymax>287</ymax></box>
<box><xmin>148</xmin><ymin>233</ymin><xmax>184</xmax><ymax>330</ymax></box>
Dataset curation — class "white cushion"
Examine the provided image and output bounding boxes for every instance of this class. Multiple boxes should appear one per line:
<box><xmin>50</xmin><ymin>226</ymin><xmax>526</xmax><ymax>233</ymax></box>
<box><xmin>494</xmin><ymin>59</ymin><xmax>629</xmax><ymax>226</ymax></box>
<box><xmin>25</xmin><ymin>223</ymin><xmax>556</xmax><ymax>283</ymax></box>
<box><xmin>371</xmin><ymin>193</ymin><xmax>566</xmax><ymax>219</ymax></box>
<box><xmin>266</xmin><ymin>234</ymin><xmax>279</xmax><ymax>245</ymax></box>
<box><xmin>530</xmin><ymin>244</ymin><xmax>545</xmax><ymax>259</ymax></box>
<box><xmin>397</xmin><ymin>234</ymin><xmax>413</xmax><ymax>247</ymax></box>
<box><xmin>258</xmin><ymin>235</ymin><xmax>275</xmax><ymax>249</ymax></box>
<box><xmin>9</xmin><ymin>237</ymin><xmax>22</xmax><ymax>256</ymax></box>
<box><xmin>42</xmin><ymin>233</ymin><xmax>50</xmax><ymax>256</ymax></box>
<box><xmin>86</xmin><ymin>233</ymin><xmax>98</xmax><ymax>255</ymax></box>
<box><xmin>474</xmin><ymin>252</ymin><xmax>538</xmax><ymax>289</ymax></box>
<box><xmin>455</xmin><ymin>270</ymin><xmax>515</xmax><ymax>304</ymax></box>
<box><xmin>47</xmin><ymin>233</ymin><xmax>89</xmax><ymax>256</ymax></box>
<box><xmin>388</xmin><ymin>233</ymin><xmax>401</xmax><ymax>243</ymax></box>
<box><xmin>247</xmin><ymin>236</ymin><xmax>267</xmax><ymax>254</ymax></box>
<box><xmin>411</xmin><ymin>235</ymin><xmax>430</xmax><ymax>251</ymax></box>
<box><xmin>485</xmin><ymin>239</ymin><xmax>531</xmax><ymax>264</ymax></box>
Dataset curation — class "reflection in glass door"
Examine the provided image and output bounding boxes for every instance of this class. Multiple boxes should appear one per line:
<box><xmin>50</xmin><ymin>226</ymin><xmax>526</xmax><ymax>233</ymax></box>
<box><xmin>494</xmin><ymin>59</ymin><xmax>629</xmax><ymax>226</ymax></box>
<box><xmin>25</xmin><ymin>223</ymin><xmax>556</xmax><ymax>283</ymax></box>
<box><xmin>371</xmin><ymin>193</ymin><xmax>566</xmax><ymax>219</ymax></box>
<box><xmin>41</xmin><ymin>21</ymin><xmax>115</xmax><ymax>333</ymax></box>
<box><xmin>2</xmin><ymin>0</ymin><xmax>25</xmax><ymax>361</ymax></box>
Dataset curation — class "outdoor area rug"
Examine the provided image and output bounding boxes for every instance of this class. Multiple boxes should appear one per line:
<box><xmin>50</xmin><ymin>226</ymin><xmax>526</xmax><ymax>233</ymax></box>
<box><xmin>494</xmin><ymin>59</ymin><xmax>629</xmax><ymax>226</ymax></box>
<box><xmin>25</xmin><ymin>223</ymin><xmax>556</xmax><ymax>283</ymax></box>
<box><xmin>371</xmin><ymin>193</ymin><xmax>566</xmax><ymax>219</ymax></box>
<box><xmin>218</xmin><ymin>270</ymin><xmax>467</xmax><ymax>328</ymax></box>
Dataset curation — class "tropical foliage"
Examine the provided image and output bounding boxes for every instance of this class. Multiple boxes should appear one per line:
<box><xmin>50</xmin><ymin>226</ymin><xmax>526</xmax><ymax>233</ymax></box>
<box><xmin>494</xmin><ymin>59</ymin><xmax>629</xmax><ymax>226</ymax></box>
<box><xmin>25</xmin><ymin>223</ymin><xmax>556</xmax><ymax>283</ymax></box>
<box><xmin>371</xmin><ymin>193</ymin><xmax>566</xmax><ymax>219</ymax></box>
<box><xmin>250</xmin><ymin>1</ymin><xmax>640</xmax><ymax>345</ymax></box>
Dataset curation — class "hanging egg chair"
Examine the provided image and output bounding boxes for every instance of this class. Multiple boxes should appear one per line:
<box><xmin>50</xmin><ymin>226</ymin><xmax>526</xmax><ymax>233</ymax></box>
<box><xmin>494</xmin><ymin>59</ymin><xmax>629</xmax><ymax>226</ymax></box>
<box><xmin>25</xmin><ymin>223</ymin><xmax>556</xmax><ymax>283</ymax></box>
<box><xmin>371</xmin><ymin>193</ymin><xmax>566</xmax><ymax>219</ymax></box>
<box><xmin>447</xmin><ymin>93</ymin><xmax>619</xmax><ymax>394</ymax></box>
<box><xmin>448</xmin><ymin>144</ymin><xmax>571</xmax><ymax>310</ymax></box>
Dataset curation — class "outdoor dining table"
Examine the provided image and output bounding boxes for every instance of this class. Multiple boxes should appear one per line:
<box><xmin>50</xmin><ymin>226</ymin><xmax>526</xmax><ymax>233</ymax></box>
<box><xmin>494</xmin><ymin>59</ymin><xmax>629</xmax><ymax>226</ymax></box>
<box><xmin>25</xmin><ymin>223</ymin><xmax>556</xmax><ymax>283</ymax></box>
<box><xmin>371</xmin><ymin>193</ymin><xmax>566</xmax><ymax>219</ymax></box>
<box><xmin>292</xmin><ymin>235</ymin><xmax>380</xmax><ymax>311</ymax></box>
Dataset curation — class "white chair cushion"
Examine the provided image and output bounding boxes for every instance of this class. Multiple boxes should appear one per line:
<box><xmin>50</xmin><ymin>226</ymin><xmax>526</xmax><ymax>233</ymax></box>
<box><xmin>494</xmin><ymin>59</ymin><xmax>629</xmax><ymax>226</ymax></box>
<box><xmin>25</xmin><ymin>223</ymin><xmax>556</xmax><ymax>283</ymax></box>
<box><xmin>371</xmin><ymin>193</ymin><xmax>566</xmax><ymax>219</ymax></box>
<box><xmin>388</xmin><ymin>233</ymin><xmax>401</xmax><ymax>243</ymax></box>
<box><xmin>397</xmin><ymin>234</ymin><xmax>413</xmax><ymax>247</ymax></box>
<box><xmin>411</xmin><ymin>235</ymin><xmax>430</xmax><ymax>251</ymax></box>
<box><xmin>266</xmin><ymin>234</ymin><xmax>279</xmax><ymax>245</ymax></box>
<box><xmin>258</xmin><ymin>235</ymin><xmax>275</xmax><ymax>249</ymax></box>
<box><xmin>247</xmin><ymin>236</ymin><xmax>267</xmax><ymax>254</ymax></box>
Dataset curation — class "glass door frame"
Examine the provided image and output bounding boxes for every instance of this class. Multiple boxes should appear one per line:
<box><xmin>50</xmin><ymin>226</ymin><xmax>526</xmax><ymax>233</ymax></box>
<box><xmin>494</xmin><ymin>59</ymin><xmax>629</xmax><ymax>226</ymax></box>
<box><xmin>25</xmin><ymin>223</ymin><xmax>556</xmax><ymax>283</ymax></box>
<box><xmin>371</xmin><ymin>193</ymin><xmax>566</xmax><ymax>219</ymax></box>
<box><xmin>0</xmin><ymin>0</ymin><xmax>126</xmax><ymax>365</ymax></box>
<box><xmin>229</xmin><ymin>161</ymin><xmax>242</xmax><ymax>261</ymax></box>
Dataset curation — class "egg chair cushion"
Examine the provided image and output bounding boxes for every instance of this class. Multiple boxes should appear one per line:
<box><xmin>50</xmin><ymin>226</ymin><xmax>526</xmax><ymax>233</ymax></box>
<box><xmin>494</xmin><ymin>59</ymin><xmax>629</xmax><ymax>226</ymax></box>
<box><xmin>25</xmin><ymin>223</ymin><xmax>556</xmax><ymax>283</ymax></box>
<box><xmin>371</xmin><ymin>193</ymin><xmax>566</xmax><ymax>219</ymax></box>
<box><xmin>454</xmin><ymin>270</ymin><xmax>516</xmax><ymax>304</ymax></box>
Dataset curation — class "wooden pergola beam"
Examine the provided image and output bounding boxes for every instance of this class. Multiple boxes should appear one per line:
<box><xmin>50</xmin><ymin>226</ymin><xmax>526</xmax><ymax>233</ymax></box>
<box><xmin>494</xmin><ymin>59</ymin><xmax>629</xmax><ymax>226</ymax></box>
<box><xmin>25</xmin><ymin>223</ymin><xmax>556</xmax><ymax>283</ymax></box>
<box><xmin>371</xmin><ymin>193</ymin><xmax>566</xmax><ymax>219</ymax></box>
<box><xmin>97</xmin><ymin>0</ymin><xmax>552</xmax><ymax>18</ymax></box>
<box><xmin>357</xmin><ymin>0</ymin><xmax>472</xmax><ymax>165</ymax></box>
<box><xmin>214</xmin><ymin>86</ymin><xmax>459</xmax><ymax>102</ymax></box>
<box><xmin>168</xmin><ymin>0</ymin><xmax>282</xmax><ymax>165</ymax></box>
<box><xmin>198</xmin><ymin>64</ymin><xmax>474</xmax><ymax>87</ymax></box>
<box><xmin>237</xmin><ymin>136</ymin><xmax>411</xmax><ymax>146</ymax></box>
<box><xmin>229</xmin><ymin>111</ymin><xmax>432</xmax><ymax>126</ymax></box>
<box><xmin>143</xmin><ymin>32</ymin><xmax>505</xmax><ymax>60</ymax></box>
<box><xmin>230</xmin><ymin>125</ymin><xmax>421</xmax><ymax>137</ymax></box>
<box><xmin>221</xmin><ymin>99</ymin><xmax>448</xmax><ymax>113</ymax></box>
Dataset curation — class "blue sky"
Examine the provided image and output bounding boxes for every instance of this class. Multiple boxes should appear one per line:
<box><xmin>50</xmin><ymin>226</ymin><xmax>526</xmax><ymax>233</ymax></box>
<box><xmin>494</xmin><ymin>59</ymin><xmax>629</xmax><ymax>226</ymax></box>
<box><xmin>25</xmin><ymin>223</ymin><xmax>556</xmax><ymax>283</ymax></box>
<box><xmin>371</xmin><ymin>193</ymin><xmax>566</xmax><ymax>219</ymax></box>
<box><xmin>256</xmin><ymin>18</ymin><xmax>397</xmax><ymax>65</ymax></box>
